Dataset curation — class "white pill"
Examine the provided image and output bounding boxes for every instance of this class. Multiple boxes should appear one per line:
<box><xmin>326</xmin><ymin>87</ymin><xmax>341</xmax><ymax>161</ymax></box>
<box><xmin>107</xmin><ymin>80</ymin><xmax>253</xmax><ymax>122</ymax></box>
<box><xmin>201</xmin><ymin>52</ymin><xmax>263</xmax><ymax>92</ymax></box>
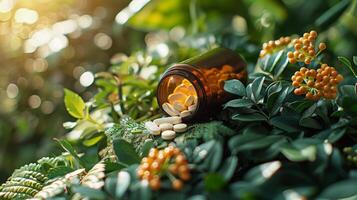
<box><xmin>162</xmin><ymin>103</ymin><xmax>180</xmax><ymax>116</ymax></box>
<box><xmin>180</xmin><ymin>110</ymin><xmax>191</xmax><ymax>118</ymax></box>
<box><xmin>153</xmin><ymin>116</ymin><xmax>182</xmax><ymax>125</ymax></box>
<box><xmin>174</xmin><ymin>84</ymin><xmax>189</xmax><ymax>94</ymax></box>
<box><xmin>168</xmin><ymin>92</ymin><xmax>187</xmax><ymax>104</ymax></box>
<box><xmin>161</xmin><ymin>130</ymin><xmax>176</xmax><ymax>140</ymax></box>
<box><xmin>145</xmin><ymin>121</ymin><xmax>160</xmax><ymax>135</ymax></box>
<box><xmin>159</xmin><ymin>123</ymin><xmax>173</xmax><ymax>131</ymax></box>
<box><xmin>173</xmin><ymin>123</ymin><xmax>188</xmax><ymax>133</ymax></box>
<box><xmin>182</xmin><ymin>79</ymin><xmax>192</xmax><ymax>86</ymax></box>
<box><xmin>173</xmin><ymin>102</ymin><xmax>186</xmax><ymax>112</ymax></box>
<box><xmin>188</xmin><ymin>104</ymin><xmax>197</xmax><ymax>112</ymax></box>
<box><xmin>187</xmin><ymin>85</ymin><xmax>197</xmax><ymax>96</ymax></box>
<box><xmin>184</xmin><ymin>95</ymin><xmax>194</xmax><ymax>106</ymax></box>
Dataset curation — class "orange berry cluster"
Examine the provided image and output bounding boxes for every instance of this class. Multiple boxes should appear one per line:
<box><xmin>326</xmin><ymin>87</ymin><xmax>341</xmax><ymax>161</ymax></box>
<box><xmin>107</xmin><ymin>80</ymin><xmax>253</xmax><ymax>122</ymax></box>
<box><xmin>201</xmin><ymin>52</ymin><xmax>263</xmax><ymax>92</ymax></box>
<box><xmin>291</xmin><ymin>64</ymin><xmax>343</xmax><ymax>100</ymax></box>
<box><xmin>287</xmin><ymin>30</ymin><xmax>326</xmax><ymax>65</ymax></box>
<box><xmin>137</xmin><ymin>146</ymin><xmax>191</xmax><ymax>191</ymax></box>
<box><xmin>259</xmin><ymin>36</ymin><xmax>291</xmax><ymax>58</ymax></box>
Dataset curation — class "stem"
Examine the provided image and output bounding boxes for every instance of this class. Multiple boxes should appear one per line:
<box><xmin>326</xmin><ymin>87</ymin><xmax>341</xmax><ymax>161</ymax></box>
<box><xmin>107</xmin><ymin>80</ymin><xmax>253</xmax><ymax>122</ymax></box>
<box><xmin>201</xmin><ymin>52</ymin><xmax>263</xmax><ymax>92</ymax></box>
<box><xmin>189</xmin><ymin>0</ymin><xmax>198</xmax><ymax>34</ymax></box>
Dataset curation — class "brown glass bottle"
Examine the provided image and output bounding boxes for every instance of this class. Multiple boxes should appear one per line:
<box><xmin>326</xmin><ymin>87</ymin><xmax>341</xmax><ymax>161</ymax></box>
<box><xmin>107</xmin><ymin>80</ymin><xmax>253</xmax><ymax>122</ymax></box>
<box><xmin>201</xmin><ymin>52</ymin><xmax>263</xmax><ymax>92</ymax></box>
<box><xmin>157</xmin><ymin>47</ymin><xmax>247</xmax><ymax>121</ymax></box>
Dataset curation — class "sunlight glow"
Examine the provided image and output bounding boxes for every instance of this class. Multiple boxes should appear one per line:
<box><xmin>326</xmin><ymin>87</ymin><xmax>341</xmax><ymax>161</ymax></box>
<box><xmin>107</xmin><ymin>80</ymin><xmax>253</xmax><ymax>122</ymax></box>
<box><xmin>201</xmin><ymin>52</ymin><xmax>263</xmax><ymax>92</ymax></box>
<box><xmin>6</xmin><ymin>83</ymin><xmax>18</xmax><ymax>99</ymax></box>
<box><xmin>48</xmin><ymin>34</ymin><xmax>68</xmax><ymax>52</ymax></box>
<box><xmin>79</xmin><ymin>71</ymin><xmax>94</xmax><ymax>87</ymax></box>
<box><xmin>53</xmin><ymin>19</ymin><xmax>78</xmax><ymax>34</ymax></box>
<box><xmin>260</xmin><ymin>161</ymin><xmax>281</xmax><ymax>178</ymax></box>
<box><xmin>15</xmin><ymin>8</ymin><xmax>39</xmax><ymax>24</ymax></box>
<box><xmin>115</xmin><ymin>0</ymin><xmax>150</xmax><ymax>24</ymax></box>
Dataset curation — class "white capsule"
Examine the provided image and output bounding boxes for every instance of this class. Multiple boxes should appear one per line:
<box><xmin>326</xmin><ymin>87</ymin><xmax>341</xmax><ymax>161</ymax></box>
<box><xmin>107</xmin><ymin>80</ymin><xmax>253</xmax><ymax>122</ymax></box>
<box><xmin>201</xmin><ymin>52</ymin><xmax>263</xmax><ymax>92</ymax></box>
<box><xmin>159</xmin><ymin>123</ymin><xmax>173</xmax><ymax>131</ymax></box>
<box><xmin>173</xmin><ymin>102</ymin><xmax>186</xmax><ymax>112</ymax></box>
<box><xmin>187</xmin><ymin>85</ymin><xmax>197</xmax><ymax>96</ymax></box>
<box><xmin>161</xmin><ymin>130</ymin><xmax>176</xmax><ymax>140</ymax></box>
<box><xmin>168</xmin><ymin>92</ymin><xmax>187</xmax><ymax>104</ymax></box>
<box><xmin>188</xmin><ymin>104</ymin><xmax>197</xmax><ymax>112</ymax></box>
<box><xmin>180</xmin><ymin>110</ymin><xmax>191</xmax><ymax>118</ymax></box>
<box><xmin>153</xmin><ymin>116</ymin><xmax>182</xmax><ymax>125</ymax></box>
<box><xmin>162</xmin><ymin>102</ymin><xmax>180</xmax><ymax>116</ymax></box>
<box><xmin>173</xmin><ymin>123</ymin><xmax>188</xmax><ymax>133</ymax></box>
<box><xmin>145</xmin><ymin>121</ymin><xmax>160</xmax><ymax>135</ymax></box>
<box><xmin>184</xmin><ymin>95</ymin><xmax>194</xmax><ymax>106</ymax></box>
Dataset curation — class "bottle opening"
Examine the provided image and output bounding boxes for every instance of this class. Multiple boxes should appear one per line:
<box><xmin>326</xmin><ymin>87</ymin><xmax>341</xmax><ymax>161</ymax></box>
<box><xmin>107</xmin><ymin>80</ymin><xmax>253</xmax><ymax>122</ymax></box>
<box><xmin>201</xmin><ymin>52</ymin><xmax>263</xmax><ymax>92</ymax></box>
<box><xmin>157</xmin><ymin>75</ymin><xmax>199</xmax><ymax>119</ymax></box>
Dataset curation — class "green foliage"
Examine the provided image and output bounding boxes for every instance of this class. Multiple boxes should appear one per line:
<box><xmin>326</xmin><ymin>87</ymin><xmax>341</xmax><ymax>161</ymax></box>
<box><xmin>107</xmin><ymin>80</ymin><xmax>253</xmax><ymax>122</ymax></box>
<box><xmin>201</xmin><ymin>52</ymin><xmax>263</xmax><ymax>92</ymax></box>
<box><xmin>64</xmin><ymin>89</ymin><xmax>86</xmax><ymax>119</ymax></box>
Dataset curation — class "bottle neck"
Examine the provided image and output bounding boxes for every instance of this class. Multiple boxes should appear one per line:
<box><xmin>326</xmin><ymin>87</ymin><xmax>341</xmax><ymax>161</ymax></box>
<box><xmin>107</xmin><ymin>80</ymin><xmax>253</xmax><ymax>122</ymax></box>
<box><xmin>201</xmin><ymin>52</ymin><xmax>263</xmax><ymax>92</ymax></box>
<box><xmin>157</xmin><ymin>64</ymin><xmax>210</xmax><ymax>120</ymax></box>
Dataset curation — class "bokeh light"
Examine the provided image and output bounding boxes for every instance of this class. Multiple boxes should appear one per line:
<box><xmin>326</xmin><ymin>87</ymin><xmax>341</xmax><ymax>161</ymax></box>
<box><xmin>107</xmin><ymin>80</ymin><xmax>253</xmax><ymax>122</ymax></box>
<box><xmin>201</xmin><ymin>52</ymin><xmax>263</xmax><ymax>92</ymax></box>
<box><xmin>79</xmin><ymin>71</ymin><xmax>94</xmax><ymax>87</ymax></box>
<box><xmin>14</xmin><ymin>8</ymin><xmax>39</xmax><ymax>24</ymax></box>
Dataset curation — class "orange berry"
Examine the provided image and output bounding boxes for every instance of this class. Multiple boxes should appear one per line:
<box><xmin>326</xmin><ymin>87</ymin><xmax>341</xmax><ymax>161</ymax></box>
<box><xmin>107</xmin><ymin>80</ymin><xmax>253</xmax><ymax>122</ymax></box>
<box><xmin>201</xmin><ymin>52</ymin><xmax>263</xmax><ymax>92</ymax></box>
<box><xmin>287</xmin><ymin>52</ymin><xmax>294</xmax><ymax>58</ymax></box>
<box><xmin>309</xmin><ymin>69</ymin><xmax>317</xmax><ymax>77</ymax></box>
<box><xmin>319</xmin><ymin>43</ymin><xmax>326</xmax><ymax>50</ymax></box>
<box><xmin>294</xmin><ymin>88</ymin><xmax>301</xmax><ymax>95</ymax></box>
<box><xmin>308</xmin><ymin>36</ymin><xmax>315</xmax><ymax>42</ymax></box>
<box><xmin>300</xmin><ymin>67</ymin><xmax>308</xmax><ymax>73</ymax></box>
<box><xmin>169</xmin><ymin>164</ymin><xmax>179</xmax><ymax>174</ymax></box>
<box><xmin>303</xmin><ymin>33</ymin><xmax>309</xmax><ymax>38</ymax></box>
<box><xmin>149</xmin><ymin>177</ymin><xmax>161</xmax><ymax>190</ymax></box>
<box><xmin>289</xmin><ymin>58</ymin><xmax>296</xmax><ymax>64</ymax></box>
<box><xmin>141</xmin><ymin>163</ymin><xmax>150</xmax><ymax>170</ymax></box>
<box><xmin>336</xmin><ymin>74</ymin><xmax>343</xmax><ymax>83</ymax></box>
<box><xmin>137</xmin><ymin>169</ymin><xmax>145</xmax><ymax>178</ymax></box>
<box><xmin>151</xmin><ymin>161</ymin><xmax>161</xmax><ymax>171</ymax></box>
<box><xmin>294</xmin><ymin>43</ymin><xmax>302</xmax><ymax>50</ymax></box>
<box><xmin>298</xmin><ymin>53</ymin><xmax>305</xmax><ymax>60</ymax></box>
<box><xmin>180</xmin><ymin>172</ymin><xmax>191</xmax><ymax>181</ymax></box>
<box><xmin>303</xmin><ymin>39</ymin><xmax>310</xmax><ymax>46</ymax></box>
<box><xmin>172</xmin><ymin>179</ymin><xmax>183</xmax><ymax>190</ymax></box>
<box><xmin>284</xmin><ymin>37</ymin><xmax>291</xmax><ymax>44</ymax></box>
<box><xmin>148</xmin><ymin>148</ymin><xmax>158</xmax><ymax>158</ymax></box>
<box><xmin>296</xmin><ymin>76</ymin><xmax>303</xmax><ymax>82</ymax></box>
<box><xmin>293</xmin><ymin>51</ymin><xmax>300</xmax><ymax>58</ymax></box>
<box><xmin>304</xmin><ymin>58</ymin><xmax>311</xmax><ymax>65</ymax></box>
<box><xmin>175</xmin><ymin>154</ymin><xmax>187</xmax><ymax>165</ymax></box>
<box><xmin>142</xmin><ymin>170</ymin><xmax>152</xmax><ymax>180</ymax></box>
<box><xmin>292</xmin><ymin>81</ymin><xmax>300</xmax><ymax>87</ymax></box>
<box><xmin>307</xmin><ymin>80</ymin><xmax>314</xmax><ymax>87</ymax></box>
<box><xmin>308</xmin><ymin>50</ymin><xmax>315</xmax><ymax>56</ymax></box>
<box><xmin>178</xmin><ymin>165</ymin><xmax>189</xmax><ymax>174</ymax></box>
<box><xmin>310</xmin><ymin>30</ymin><xmax>317</xmax><ymax>38</ymax></box>
<box><xmin>306</xmin><ymin>92</ymin><xmax>313</xmax><ymax>99</ymax></box>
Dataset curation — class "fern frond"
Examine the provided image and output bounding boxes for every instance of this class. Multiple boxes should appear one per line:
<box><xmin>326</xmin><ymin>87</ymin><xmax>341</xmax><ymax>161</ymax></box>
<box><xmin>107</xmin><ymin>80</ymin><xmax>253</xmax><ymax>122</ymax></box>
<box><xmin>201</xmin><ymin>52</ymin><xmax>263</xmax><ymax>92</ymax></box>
<box><xmin>0</xmin><ymin>156</ymin><xmax>68</xmax><ymax>200</ymax></box>
<box><xmin>29</xmin><ymin>169</ymin><xmax>85</xmax><ymax>200</ymax></box>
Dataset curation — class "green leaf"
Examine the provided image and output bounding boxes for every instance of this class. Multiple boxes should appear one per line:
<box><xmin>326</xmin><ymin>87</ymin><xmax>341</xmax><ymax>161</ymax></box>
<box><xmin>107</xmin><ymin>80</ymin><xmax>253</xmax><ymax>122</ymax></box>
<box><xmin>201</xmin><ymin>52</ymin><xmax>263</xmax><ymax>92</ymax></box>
<box><xmin>219</xmin><ymin>156</ymin><xmax>238</xmax><ymax>181</ymax></box>
<box><xmin>224</xmin><ymin>79</ymin><xmax>246</xmax><ymax>96</ymax></box>
<box><xmin>267</xmin><ymin>50</ymin><xmax>283</xmax><ymax>73</ymax></box>
<box><xmin>113</xmin><ymin>139</ymin><xmax>140</xmax><ymax>165</ymax></box>
<box><xmin>270</xmin><ymin>116</ymin><xmax>300</xmax><ymax>133</ymax></box>
<box><xmin>72</xmin><ymin>185</ymin><xmax>106</xmax><ymax>199</ymax></box>
<box><xmin>338</xmin><ymin>56</ymin><xmax>357</xmax><ymax>77</ymax></box>
<box><xmin>229</xmin><ymin>134</ymin><xmax>285</xmax><ymax>153</ymax></box>
<box><xmin>251</xmin><ymin>77</ymin><xmax>265</xmax><ymax>102</ymax></box>
<box><xmin>317</xmin><ymin>179</ymin><xmax>357</xmax><ymax>199</ymax></box>
<box><xmin>267</xmin><ymin>86</ymin><xmax>289</xmax><ymax>116</ymax></box>
<box><xmin>64</xmin><ymin>88</ymin><xmax>86</xmax><ymax>119</ymax></box>
<box><xmin>232</xmin><ymin>113</ymin><xmax>267</xmax><ymax>122</ymax></box>
<box><xmin>116</xmin><ymin>171</ymin><xmax>131</xmax><ymax>199</ymax></box>
<box><xmin>55</xmin><ymin>139</ymin><xmax>85</xmax><ymax>168</ymax></box>
<box><xmin>353</xmin><ymin>56</ymin><xmax>357</xmax><ymax>66</ymax></box>
<box><xmin>204</xmin><ymin>173</ymin><xmax>226</xmax><ymax>192</ymax></box>
<box><xmin>315</xmin><ymin>0</ymin><xmax>351</xmax><ymax>29</ymax></box>
<box><xmin>281</xmin><ymin>145</ymin><xmax>317</xmax><ymax>162</ymax></box>
<box><xmin>83</xmin><ymin>134</ymin><xmax>104</xmax><ymax>147</ymax></box>
<box><xmin>224</xmin><ymin>98</ymin><xmax>253</xmax><ymax>109</ymax></box>
<box><xmin>272</xmin><ymin>50</ymin><xmax>289</xmax><ymax>77</ymax></box>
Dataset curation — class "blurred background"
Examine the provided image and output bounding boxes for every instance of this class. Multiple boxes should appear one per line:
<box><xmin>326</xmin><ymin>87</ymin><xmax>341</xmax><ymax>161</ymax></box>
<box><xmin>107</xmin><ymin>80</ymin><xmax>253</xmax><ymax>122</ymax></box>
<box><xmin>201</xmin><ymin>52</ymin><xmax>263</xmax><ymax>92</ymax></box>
<box><xmin>0</xmin><ymin>0</ymin><xmax>356</xmax><ymax>182</ymax></box>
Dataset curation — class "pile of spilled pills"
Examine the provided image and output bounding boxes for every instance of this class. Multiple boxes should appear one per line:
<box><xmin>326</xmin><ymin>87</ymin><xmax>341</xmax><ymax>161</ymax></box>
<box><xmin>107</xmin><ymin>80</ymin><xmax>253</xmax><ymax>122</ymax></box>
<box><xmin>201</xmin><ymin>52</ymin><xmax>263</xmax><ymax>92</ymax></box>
<box><xmin>144</xmin><ymin>79</ymin><xmax>198</xmax><ymax>140</ymax></box>
<box><xmin>145</xmin><ymin>116</ymin><xmax>188</xmax><ymax>140</ymax></box>
<box><xmin>162</xmin><ymin>79</ymin><xmax>198</xmax><ymax>118</ymax></box>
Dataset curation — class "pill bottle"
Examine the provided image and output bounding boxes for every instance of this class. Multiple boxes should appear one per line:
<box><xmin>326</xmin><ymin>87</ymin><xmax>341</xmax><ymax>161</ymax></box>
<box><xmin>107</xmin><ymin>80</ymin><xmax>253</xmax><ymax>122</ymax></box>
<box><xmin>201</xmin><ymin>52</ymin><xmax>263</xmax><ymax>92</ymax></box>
<box><xmin>157</xmin><ymin>47</ymin><xmax>247</xmax><ymax>120</ymax></box>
